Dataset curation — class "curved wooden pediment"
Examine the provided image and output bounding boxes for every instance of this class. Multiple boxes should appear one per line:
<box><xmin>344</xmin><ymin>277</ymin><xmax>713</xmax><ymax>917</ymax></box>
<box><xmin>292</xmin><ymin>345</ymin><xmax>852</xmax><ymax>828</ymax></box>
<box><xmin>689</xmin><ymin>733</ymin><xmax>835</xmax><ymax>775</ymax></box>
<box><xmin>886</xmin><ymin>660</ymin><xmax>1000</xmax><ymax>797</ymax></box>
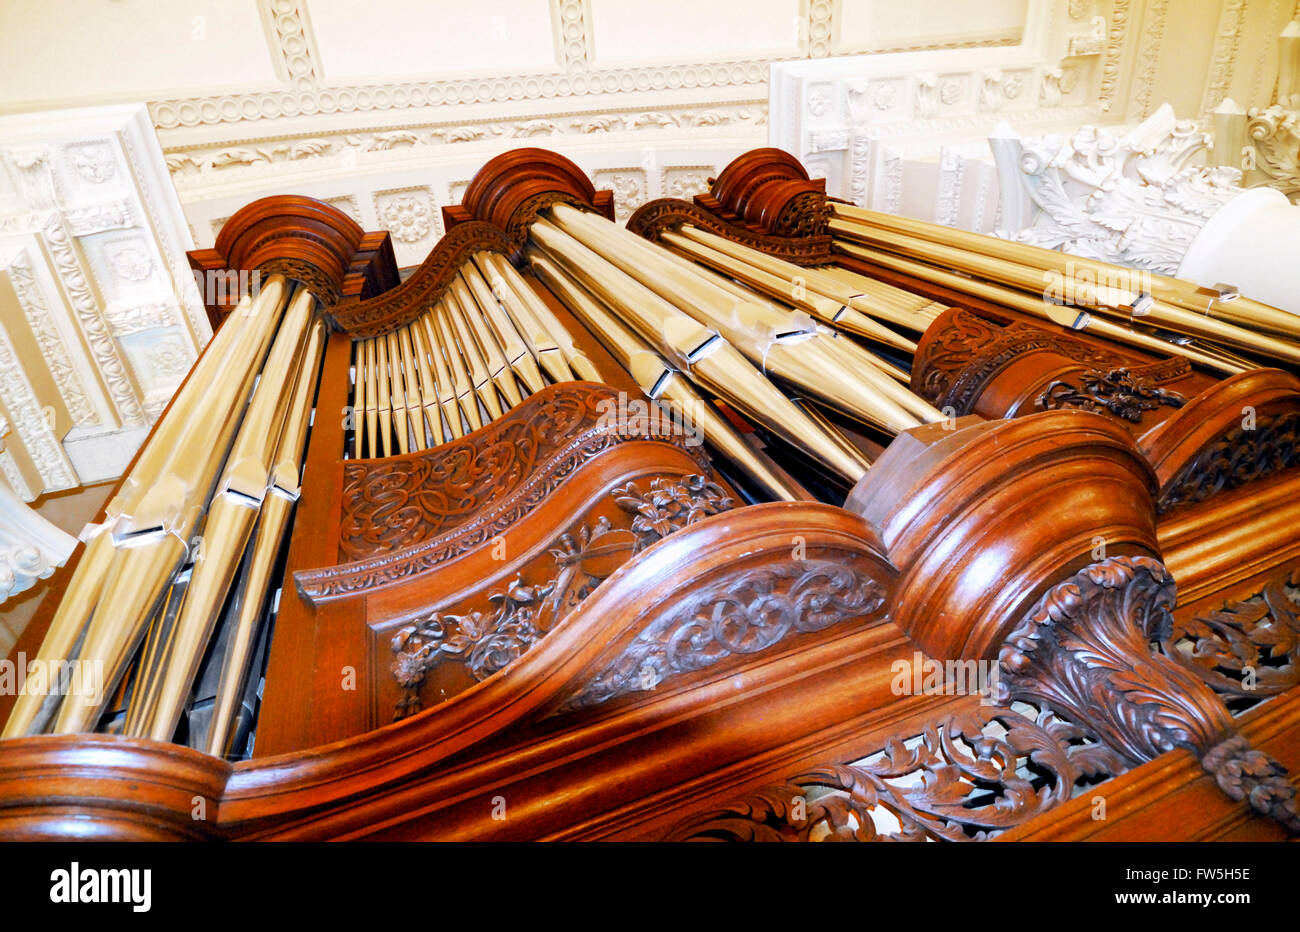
<box><xmin>189</xmin><ymin>194</ymin><xmax>398</xmax><ymax>323</ymax></box>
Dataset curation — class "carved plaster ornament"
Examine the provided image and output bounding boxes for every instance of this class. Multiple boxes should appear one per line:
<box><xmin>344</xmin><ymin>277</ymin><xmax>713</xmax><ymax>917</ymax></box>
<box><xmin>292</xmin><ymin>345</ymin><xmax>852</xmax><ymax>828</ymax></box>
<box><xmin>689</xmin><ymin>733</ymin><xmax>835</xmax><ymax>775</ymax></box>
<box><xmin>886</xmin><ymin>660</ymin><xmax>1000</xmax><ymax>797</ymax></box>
<box><xmin>990</xmin><ymin>104</ymin><xmax>1244</xmax><ymax>274</ymax></box>
<box><xmin>0</xmin><ymin>428</ymin><xmax>77</xmax><ymax>604</ymax></box>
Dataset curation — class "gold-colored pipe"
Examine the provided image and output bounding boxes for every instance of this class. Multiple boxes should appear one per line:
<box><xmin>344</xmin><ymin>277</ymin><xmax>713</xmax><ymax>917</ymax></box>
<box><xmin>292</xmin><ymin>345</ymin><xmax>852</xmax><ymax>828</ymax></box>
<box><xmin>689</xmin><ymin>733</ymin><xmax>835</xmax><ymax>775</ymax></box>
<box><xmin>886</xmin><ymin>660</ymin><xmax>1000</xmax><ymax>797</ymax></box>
<box><xmin>463</xmin><ymin>257</ymin><xmax>547</xmax><ymax>394</ymax></box>
<box><xmin>451</xmin><ymin>273</ymin><xmax>523</xmax><ymax>408</ymax></box>
<box><xmin>528</xmin><ymin>220</ymin><xmax>870</xmax><ymax>482</ymax></box>
<box><xmin>418</xmin><ymin>311</ymin><xmax>463</xmax><ymax>440</ymax></box>
<box><xmin>205</xmin><ymin>318</ymin><xmax>325</xmax><ymax>756</ymax></box>
<box><xmin>835</xmin><ymin>239</ymin><xmax>1248</xmax><ymax>376</ymax></box>
<box><xmin>658</xmin><ymin>232</ymin><xmax>923</xmax><ymax>402</ymax></box>
<box><xmin>119</xmin><ymin>572</ymin><xmax>187</xmax><ymax>736</ymax></box>
<box><xmin>19</xmin><ymin>278</ymin><xmax>291</xmax><ymax>737</ymax></box>
<box><xmin>546</xmin><ymin>204</ymin><xmax>925</xmax><ymax>434</ymax></box>
<box><xmin>386</xmin><ymin>332</ymin><xmax>411</xmax><ymax>455</ymax></box>
<box><xmin>363</xmin><ymin>338</ymin><xmax>379</xmax><ymax>457</ymax></box>
<box><xmin>677</xmin><ymin>223</ymin><xmax>939</xmax><ymax>333</ymax></box>
<box><xmin>475</xmin><ymin>252</ymin><xmax>575</xmax><ymax>383</ymax></box>
<box><xmin>374</xmin><ymin>334</ymin><xmax>394</xmax><ymax>457</ymax></box>
<box><xmin>2</xmin><ymin>280</ymin><xmax>293</xmax><ymax>739</ymax></box>
<box><xmin>831</xmin><ymin>218</ymin><xmax>1149</xmax><ymax>311</ymax></box>
<box><xmin>445</xmin><ymin>287</ymin><xmax>504</xmax><ymax>421</ymax></box>
<box><xmin>352</xmin><ymin>339</ymin><xmax>366</xmax><ymax>459</ymax></box>
<box><xmin>434</xmin><ymin>301</ymin><xmax>483</xmax><ymax>432</ymax></box>
<box><xmin>663</xmin><ymin>229</ymin><xmax>918</xmax><ymax>355</ymax></box>
<box><xmin>409</xmin><ymin>323</ymin><xmax>445</xmax><ymax>447</ymax></box>
<box><xmin>817</xmin><ymin>265</ymin><xmax>947</xmax><ymax>322</ymax></box>
<box><xmin>134</xmin><ymin>288</ymin><xmax>317</xmax><ymax>742</ymax></box>
<box><xmin>832</xmin><ymin>212</ymin><xmax>1300</xmax><ymax>365</ymax></box>
<box><xmin>397</xmin><ymin>325</ymin><xmax>427</xmax><ymax>450</ymax></box>
<box><xmin>530</xmin><ymin>250</ymin><xmax>810</xmax><ymax>502</ymax></box>
<box><xmin>664</xmin><ymin>250</ymin><xmax>915</xmax><ymax>388</ymax></box>
<box><xmin>494</xmin><ymin>261</ymin><xmax>603</xmax><ymax>382</ymax></box>
<box><xmin>833</xmin><ymin>202</ymin><xmax>1300</xmax><ymax>340</ymax></box>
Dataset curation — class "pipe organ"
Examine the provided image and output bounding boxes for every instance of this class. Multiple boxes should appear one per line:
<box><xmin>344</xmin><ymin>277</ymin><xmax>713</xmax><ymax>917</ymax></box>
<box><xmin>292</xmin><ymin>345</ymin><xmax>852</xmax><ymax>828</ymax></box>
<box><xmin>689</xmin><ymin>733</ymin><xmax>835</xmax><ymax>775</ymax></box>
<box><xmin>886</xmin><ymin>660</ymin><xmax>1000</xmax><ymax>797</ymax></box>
<box><xmin>1</xmin><ymin>147</ymin><xmax>1299</xmax><ymax>841</ymax></box>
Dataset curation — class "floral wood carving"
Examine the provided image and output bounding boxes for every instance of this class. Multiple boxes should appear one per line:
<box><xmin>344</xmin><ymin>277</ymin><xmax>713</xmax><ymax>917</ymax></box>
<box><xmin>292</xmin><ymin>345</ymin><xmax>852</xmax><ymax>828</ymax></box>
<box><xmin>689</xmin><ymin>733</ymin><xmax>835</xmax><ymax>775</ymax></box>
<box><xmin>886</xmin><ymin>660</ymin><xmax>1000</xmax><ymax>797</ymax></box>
<box><xmin>771</xmin><ymin>191</ymin><xmax>834</xmax><ymax>238</ymax></box>
<box><xmin>335</xmin><ymin>387</ymin><xmax>712</xmax><ymax>561</ymax></box>
<box><xmin>1163</xmin><ymin>567</ymin><xmax>1300</xmax><ymax>702</ymax></box>
<box><xmin>389</xmin><ymin>475</ymin><xmax>733</xmax><ymax>719</ymax></box>
<box><xmin>626</xmin><ymin>199</ymin><xmax>835</xmax><ymax>266</ymax></box>
<box><xmin>560</xmin><ymin>560</ymin><xmax>887</xmax><ymax>713</ymax></box>
<box><xmin>296</xmin><ymin>385</ymin><xmax>714</xmax><ymax>603</ymax></box>
<box><xmin>997</xmin><ymin>555</ymin><xmax>1300</xmax><ymax>833</ymax></box>
<box><xmin>329</xmin><ymin>220</ymin><xmax>513</xmax><ymax>336</ymax></box>
<box><xmin>1038</xmin><ymin>368</ymin><xmax>1186</xmax><ymax>422</ymax></box>
<box><xmin>912</xmin><ymin>308</ymin><xmax>1192</xmax><ymax>418</ymax></box>
<box><xmin>1157</xmin><ymin>410</ymin><xmax>1300</xmax><ymax>514</ymax></box>
<box><xmin>664</xmin><ymin>702</ymin><xmax>1127</xmax><ymax>842</ymax></box>
<box><xmin>338</xmin><ymin>387</ymin><xmax>597</xmax><ymax>560</ymax></box>
<box><xmin>259</xmin><ymin>256</ymin><xmax>343</xmax><ymax>305</ymax></box>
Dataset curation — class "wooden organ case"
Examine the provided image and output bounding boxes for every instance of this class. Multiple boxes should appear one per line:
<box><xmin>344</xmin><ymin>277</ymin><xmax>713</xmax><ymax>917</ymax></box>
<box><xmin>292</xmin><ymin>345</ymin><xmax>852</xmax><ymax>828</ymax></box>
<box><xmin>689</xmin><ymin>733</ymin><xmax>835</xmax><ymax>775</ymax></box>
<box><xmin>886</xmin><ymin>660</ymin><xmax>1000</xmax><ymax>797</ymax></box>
<box><xmin>1</xmin><ymin>147</ymin><xmax>1299</xmax><ymax>842</ymax></box>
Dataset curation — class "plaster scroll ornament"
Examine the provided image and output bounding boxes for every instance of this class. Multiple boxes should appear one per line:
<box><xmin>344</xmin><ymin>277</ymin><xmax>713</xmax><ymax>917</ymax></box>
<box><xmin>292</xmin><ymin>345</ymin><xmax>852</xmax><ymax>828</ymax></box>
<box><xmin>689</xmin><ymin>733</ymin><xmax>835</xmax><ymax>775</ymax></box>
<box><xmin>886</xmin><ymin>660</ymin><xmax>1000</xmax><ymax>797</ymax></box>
<box><xmin>0</xmin><ymin>429</ymin><xmax>76</xmax><ymax>604</ymax></box>
<box><xmin>989</xmin><ymin>104</ymin><xmax>1245</xmax><ymax>275</ymax></box>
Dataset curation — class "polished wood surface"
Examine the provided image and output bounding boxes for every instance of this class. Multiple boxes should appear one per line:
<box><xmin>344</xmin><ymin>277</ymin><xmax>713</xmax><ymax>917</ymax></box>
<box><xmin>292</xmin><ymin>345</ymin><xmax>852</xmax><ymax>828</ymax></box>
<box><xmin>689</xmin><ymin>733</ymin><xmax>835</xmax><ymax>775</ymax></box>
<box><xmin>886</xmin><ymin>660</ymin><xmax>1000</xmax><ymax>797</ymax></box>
<box><xmin>3</xmin><ymin>147</ymin><xmax>1299</xmax><ymax>842</ymax></box>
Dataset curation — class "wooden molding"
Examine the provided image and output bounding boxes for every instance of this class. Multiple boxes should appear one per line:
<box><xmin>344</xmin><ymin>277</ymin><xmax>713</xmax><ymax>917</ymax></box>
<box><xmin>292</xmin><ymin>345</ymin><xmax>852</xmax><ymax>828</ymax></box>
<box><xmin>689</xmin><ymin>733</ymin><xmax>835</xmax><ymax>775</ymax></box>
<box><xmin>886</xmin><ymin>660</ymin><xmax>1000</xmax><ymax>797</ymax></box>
<box><xmin>187</xmin><ymin>194</ymin><xmax>399</xmax><ymax>325</ymax></box>
<box><xmin>442</xmin><ymin>147</ymin><xmax>615</xmax><ymax>258</ymax></box>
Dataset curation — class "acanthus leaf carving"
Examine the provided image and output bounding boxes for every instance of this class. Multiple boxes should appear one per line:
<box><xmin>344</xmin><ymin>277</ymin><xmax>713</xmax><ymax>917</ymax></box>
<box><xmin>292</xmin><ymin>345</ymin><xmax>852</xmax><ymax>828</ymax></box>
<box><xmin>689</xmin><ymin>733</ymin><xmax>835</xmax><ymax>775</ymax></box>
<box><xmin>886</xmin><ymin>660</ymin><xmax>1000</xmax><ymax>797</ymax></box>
<box><xmin>1158</xmin><ymin>409</ymin><xmax>1300</xmax><ymax>513</ymax></box>
<box><xmin>665</xmin><ymin>701</ymin><xmax>1127</xmax><ymax>841</ymax></box>
<box><xmin>993</xmin><ymin>106</ymin><xmax>1243</xmax><ymax>274</ymax></box>
<box><xmin>1164</xmin><ymin>566</ymin><xmax>1300</xmax><ymax>702</ymax></box>
<box><xmin>997</xmin><ymin>555</ymin><xmax>1300</xmax><ymax>833</ymax></box>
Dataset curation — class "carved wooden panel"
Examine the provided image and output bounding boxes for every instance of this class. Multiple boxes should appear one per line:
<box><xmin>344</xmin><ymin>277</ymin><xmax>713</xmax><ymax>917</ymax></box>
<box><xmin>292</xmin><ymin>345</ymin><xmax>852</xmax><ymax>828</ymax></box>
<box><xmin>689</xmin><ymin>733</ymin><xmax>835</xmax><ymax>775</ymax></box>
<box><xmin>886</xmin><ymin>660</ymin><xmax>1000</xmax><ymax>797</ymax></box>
<box><xmin>297</xmin><ymin>383</ymin><xmax>714</xmax><ymax>603</ymax></box>
<box><xmin>664</xmin><ymin>700</ymin><xmax>1127</xmax><ymax>842</ymax></box>
<box><xmin>626</xmin><ymin>198</ymin><xmax>835</xmax><ymax>265</ymax></box>
<box><xmin>910</xmin><ymin>305</ymin><xmax>1193</xmax><ymax>422</ymax></box>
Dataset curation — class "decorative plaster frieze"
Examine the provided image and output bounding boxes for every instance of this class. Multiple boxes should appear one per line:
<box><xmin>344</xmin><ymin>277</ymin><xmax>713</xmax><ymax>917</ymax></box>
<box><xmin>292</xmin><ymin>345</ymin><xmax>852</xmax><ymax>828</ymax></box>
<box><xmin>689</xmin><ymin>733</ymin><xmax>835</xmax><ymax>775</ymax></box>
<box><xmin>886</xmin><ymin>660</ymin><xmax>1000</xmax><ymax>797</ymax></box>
<box><xmin>0</xmin><ymin>104</ymin><xmax>209</xmax><ymax>500</ymax></box>
<box><xmin>164</xmin><ymin>102</ymin><xmax>768</xmax><ymax>192</ymax></box>
<box><xmin>3</xmin><ymin>251</ymin><xmax>98</xmax><ymax>427</ymax></box>
<box><xmin>1098</xmin><ymin>0</ymin><xmax>1132</xmax><ymax>112</ymax></box>
<box><xmin>556</xmin><ymin>0</ymin><xmax>590</xmax><ymax>72</ymax></box>
<box><xmin>1131</xmin><ymin>0</ymin><xmax>1169</xmax><ymax>120</ymax></box>
<box><xmin>592</xmin><ymin>168</ymin><xmax>647</xmax><ymax>220</ymax></box>
<box><xmin>661</xmin><ymin>165</ymin><xmax>712</xmax><ymax>199</ymax></box>
<box><xmin>808</xmin><ymin>0</ymin><xmax>834</xmax><ymax>59</ymax></box>
<box><xmin>0</xmin><ymin>322</ymin><xmax>77</xmax><ymax>493</ymax></box>
<box><xmin>1201</xmin><ymin>0</ymin><xmax>1248</xmax><ymax>117</ymax></box>
<box><xmin>1244</xmin><ymin>104</ymin><xmax>1300</xmax><ymax>199</ymax></box>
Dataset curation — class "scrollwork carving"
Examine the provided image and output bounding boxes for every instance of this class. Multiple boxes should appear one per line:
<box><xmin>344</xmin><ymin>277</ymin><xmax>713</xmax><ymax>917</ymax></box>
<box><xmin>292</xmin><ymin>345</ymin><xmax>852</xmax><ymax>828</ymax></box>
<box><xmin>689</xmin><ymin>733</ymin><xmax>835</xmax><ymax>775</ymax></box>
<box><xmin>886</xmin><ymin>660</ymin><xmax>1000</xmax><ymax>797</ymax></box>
<box><xmin>562</xmin><ymin>560</ymin><xmax>886</xmax><ymax>712</ymax></box>
<box><xmin>1157</xmin><ymin>410</ymin><xmax>1300</xmax><ymax>513</ymax></box>
<box><xmin>1245</xmin><ymin>105</ymin><xmax>1300</xmax><ymax>200</ymax></box>
<box><xmin>1038</xmin><ymin>367</ymin><xmax>1186</xmax><ymax>422</ymax></box>
<box><xmin>390</xmin><ymin>475</ymin><xmax>733</xmax><ymax>718</ymax></box>
<box><xmin>997</xmin><ymin>555</ymin><xmax>1300</xmax><ymax>833</ymax></box>
<box><xmin>329</xmin><ymin>220</ymin><xmax>514</xmax><ymax>336</ymax></box>
<box><xmin>665</xmin><ymin>701</ymin><xmax>1127</xmax><ymax>841</ymax></box>
<box><xmin>626</xmin><ymin>198</ymin><xmax>834</xmax><ymax>266</ymax></box>
<box><xmin>1163</xmin><ymin>567</ymin><xmax>1300</xmax><ymax>701</ymax></box>
<box><xmin>997</xmin><ymin>556</ymin><xmax>1232</xmax><ymax>761</ymax></box>
<box><xmin>913</xmin><ymin>308</ymin><xmax>1130</xmax><ymax>414</ymax></box>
